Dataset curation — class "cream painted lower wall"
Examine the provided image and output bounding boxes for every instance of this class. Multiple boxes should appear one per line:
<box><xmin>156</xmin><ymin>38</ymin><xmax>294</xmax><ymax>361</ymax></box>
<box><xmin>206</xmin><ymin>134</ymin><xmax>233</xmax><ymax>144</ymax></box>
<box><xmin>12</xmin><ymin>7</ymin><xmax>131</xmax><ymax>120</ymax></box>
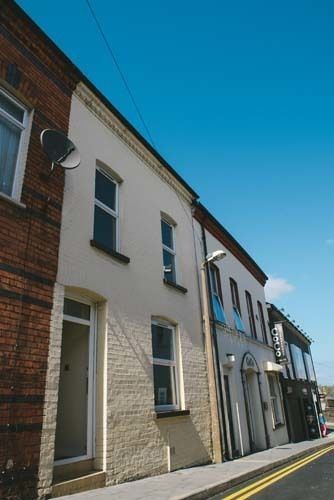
<box><xmin>38</xmin><ymin>283</ymin><xmax>212</xmax><ymax>497</ymax></box>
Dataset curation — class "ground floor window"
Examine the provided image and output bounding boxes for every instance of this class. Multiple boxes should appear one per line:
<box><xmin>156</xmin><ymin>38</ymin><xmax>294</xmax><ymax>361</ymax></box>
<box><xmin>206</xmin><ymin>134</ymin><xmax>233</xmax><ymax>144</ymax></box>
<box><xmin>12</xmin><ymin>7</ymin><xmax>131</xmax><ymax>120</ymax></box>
<box><xmin>151</xmin><ymin>320</ymin><xmax>179</xmax><ymax>411</ymax></box>
<box><xmin>268</xmin><ymin>373</ymin><xmax>283</xmax><ymax>428</ymax></box>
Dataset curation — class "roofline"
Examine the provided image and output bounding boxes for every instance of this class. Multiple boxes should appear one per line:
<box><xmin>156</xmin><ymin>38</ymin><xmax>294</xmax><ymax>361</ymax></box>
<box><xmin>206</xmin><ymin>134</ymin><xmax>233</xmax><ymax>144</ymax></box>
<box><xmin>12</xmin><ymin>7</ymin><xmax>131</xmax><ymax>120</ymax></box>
<box><xmin>193</xmin><ymin>202</ymin><xmax>268</xmax><ymax>286</ymax></box>
<box><xmin>266</xmin><ymin>302</ymin><xmax>313</xmax><ymax>345</ymax></box>
<box><xmin>10</xmin><ymin>0</ymin><xmax>199</xmax><ymax>200</ymax></box>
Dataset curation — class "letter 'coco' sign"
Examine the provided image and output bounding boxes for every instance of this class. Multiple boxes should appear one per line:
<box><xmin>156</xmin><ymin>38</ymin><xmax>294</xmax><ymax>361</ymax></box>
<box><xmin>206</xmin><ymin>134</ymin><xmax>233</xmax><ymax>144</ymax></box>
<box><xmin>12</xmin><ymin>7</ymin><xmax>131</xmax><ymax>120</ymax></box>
<box><xmin>271</xmin><ymin>322</ymin><xmax>288</xmax><ymax>364</ymax></box>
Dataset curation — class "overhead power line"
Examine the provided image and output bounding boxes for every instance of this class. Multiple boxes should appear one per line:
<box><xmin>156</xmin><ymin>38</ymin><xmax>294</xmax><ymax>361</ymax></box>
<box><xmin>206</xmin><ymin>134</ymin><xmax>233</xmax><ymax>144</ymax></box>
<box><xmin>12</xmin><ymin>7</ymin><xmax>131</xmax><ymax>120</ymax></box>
<box><xmin>84</xmin><ymin>0</ymin><xmax>156</xmax><ymax>148</ymax></box>
<box><xmin>84</xmin><ymin>0</ymin><xmax>204</xmax><ymax>250</ymax></box>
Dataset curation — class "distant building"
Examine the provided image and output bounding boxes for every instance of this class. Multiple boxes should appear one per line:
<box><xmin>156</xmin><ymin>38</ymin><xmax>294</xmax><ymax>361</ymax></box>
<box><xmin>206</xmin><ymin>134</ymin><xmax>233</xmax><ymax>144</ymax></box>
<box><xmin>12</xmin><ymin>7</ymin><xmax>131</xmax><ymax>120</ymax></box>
<box><xmin>193</xmin><ymin>204</ymin><xmax>289</xmax><ymax>458</ymax></box>
<box><xmin>267</xmin><ymin>304</ymin><xmax>320</xmax><ymax>442</ymax></box>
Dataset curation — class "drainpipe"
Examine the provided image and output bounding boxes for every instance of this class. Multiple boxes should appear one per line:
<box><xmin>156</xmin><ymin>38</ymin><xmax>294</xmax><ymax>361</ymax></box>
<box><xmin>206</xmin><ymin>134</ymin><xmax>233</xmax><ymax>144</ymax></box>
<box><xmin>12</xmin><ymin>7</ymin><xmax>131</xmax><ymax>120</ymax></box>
<box><xmin>200</xmin><ymin>224</ymin><xmax>231</xmax><ymax>460</ymax></box>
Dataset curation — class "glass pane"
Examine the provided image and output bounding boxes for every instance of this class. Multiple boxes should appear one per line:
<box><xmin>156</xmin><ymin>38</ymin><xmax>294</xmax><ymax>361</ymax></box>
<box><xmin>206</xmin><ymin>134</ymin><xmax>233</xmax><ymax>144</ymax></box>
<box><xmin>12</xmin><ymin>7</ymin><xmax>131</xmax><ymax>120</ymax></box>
<box><xmin>64</xmin><ymin>298</ymin><xmax>90</xmax><ymax>320</ymax></box>
<box><xmin>153</xmin><ymin>364</ymin><xmax>177</xmax><ymax>406</ymax></box>
<box><xmin>161</xmin><ymin>219</ymin><xmax>173</xmax><ymax>249</ymax></box>
<box><xmin>0</xmin><ymin>92</ymin><xmax>24</xmax><ymax>123</ymax></box>
<box><xmin>213</xmin><ymin>295</ymin><xmax>226</xmax><ymax>324</ymax></box>
<box><xmin>233</xmin><ymin>306</ymin><xmax>245</xmax><ymax>332</ymax></box>
<box><xmin>163</xmin><ymin>249</ymin><xmax>176</xmax><ymax>282</ymax></box>
<box><xmin>95</xmin><ymin>169</ymin><xmax>116</xmax><ymax>211</ymax></box>
<box><xmin>0</xmin><ymin>117</ymin><xmax>20</xmax><ymax>196</ymax></box>
<box><xmin>290</xmin><ymin>344</ymin><xmax>307</xmax><ymax>379</ymax></box>
<box><xmin>209</xmin><ymin>266</ymin><xmax>218</xmax><ymax>295</ymax></box>
<box><xmin>152</xmin><ymin>323</ymin><xmax>174</xmax><ymax>360</ymax></box>
<box><xmin>268</xmin><ymin>375</ymin><xmax>276</xmax><ymax>397</ymax></box>
<box><xmin>55</xmin><ymin>320</ymin><xmax>89</xmax><ymax>459</ymax></box>
<box><xmin>94</xmin><ymin>204</ymin><xmax>117</xmax><ymax>251</ymax></box>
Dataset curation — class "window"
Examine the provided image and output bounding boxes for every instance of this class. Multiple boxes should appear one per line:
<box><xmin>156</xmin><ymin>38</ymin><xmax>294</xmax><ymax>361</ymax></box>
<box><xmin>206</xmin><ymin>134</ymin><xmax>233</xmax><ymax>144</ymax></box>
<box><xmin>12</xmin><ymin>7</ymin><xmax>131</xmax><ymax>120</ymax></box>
<box><xmin>268</xmin><ymin>373</ymin><xmax>283</xmax><ymax>427</ymax></box>
<box><xmin>257</xmin><ymin>301</ymin><xmax>268</xmax><ymax>344</ymax></box>
<box><xmin>94</xmin><ymin>167</ymin><xmax>119</xmax><ymax>252</ymax></box>
<box><xmin>161</xmin><ymin>218</ymin><xmax>176</xmax><ymax>283</ymax></box>
<box><xmin>209</xmin><ymin>264</ymin><xmax>226</xmax><ymax>324</ymax></box>
<box><xmin>0</xmin><ymin>88</ymin><xmax>28</xmax><ymax>198</ymax></box>
<box><xmin>230</xmin><ymin>278</ymin><xmax>245</xmax><ymax>332</ymax></box>
<box><xmin>290</xmin><ymin>344</ymin><xmax>307</xmax><ymax>380</ymax></box>
<box><xmin>245</xmin><ymin>291</ymin><xmax>257</xmax><ymax>338</ymax></box>
<box><xmin>304</xmin><ymin>352</ymin><xmax>316</xmax><ymax>382</ymax></box>
<box><xmin>151</xmin><ymin>321</ymin><xmax>179</xmax><ymax>410</ymax></box>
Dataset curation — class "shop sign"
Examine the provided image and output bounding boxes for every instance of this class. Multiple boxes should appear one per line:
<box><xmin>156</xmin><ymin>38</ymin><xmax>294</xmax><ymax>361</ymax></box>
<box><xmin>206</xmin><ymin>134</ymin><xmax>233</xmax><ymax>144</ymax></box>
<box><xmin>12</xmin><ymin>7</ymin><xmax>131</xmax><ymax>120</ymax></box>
<box><xmin>271</xmin><ymin>322</ymin><xmax>288</xmax><ymax>364</ymax></box>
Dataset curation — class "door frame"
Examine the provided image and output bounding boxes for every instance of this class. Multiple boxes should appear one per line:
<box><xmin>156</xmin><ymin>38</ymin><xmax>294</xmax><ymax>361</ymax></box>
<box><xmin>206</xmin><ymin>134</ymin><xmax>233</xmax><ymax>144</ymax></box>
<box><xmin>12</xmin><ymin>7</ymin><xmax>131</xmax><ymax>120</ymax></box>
<box><xmin>54</xmin><ymin>294</ymin><xmax>96</xmax><ymax>466</ymax></box>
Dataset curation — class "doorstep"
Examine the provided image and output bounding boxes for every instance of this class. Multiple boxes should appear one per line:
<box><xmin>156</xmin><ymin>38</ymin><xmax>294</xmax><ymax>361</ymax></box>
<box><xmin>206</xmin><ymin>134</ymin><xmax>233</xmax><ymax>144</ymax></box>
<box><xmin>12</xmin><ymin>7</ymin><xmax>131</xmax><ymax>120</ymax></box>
<box><xmin>52</xmin><ymin>471</ymin><xmax>106</xmax><ymax>498</ymax></box>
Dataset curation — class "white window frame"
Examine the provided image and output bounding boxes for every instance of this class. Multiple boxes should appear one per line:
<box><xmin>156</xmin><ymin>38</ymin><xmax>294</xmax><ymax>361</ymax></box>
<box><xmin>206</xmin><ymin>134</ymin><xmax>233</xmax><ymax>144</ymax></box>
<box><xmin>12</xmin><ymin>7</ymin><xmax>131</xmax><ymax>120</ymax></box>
<box><xmin>54</xmin><ymin>295</ymin><xmax>97</xmax><ymax>466</ymax></box>
<box><xmin>94</xmin><ymin>166</ymin><xmax>119</xmax><ymax>251</ymax></box>
<box><xmin>161</xmin><ymin>218</ymin><xmax>177</xmax><ymax>282</ymax></box>
<box><xmin>0</xmin><ymin>87</ymin><xmax>29</xmax><ymax>200</ymax></box>
<box><xmin>267</xmin><ymin>373</ymin><xmax>284</xmax><ymax>428</ymax></box>
<box><xmin>152</xmin><ymin>319</ymin><xmax>180</xmax><ymax>411</ymax></box>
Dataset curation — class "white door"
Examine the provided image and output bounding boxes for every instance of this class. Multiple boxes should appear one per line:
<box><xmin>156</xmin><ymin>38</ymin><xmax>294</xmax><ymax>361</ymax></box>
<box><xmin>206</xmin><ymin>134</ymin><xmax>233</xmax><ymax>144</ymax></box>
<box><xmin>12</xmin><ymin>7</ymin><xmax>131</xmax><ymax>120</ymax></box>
<box><xmin>54</xmin><ymin>297</ymin><xmax>95</xmax><ymax>464</ymax></box>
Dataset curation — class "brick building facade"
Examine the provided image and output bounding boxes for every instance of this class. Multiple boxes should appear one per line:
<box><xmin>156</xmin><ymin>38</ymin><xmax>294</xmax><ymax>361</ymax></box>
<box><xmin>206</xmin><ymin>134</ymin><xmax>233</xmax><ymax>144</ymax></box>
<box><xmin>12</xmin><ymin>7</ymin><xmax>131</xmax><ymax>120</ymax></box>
<box><xmin>0</xmin><ymin>2</ymin><xmax>78</xmax><ymax>498</ymax></box>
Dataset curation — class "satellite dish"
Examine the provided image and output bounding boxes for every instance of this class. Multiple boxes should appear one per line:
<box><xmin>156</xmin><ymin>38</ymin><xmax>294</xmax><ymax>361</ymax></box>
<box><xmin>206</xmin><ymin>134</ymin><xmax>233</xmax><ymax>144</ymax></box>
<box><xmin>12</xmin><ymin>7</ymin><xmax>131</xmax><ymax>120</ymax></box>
<box><xmin>40</xmin><ymin>129</ymin><xmax>80</xmax><ymax>172</ymax></box>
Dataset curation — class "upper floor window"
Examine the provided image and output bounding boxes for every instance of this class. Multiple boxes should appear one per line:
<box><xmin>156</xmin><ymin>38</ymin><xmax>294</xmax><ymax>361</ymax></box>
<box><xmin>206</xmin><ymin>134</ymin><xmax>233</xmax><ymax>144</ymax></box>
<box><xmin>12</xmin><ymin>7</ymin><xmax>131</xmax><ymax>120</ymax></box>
<box><xmin>161</xmin><ymin>218</ymin><xmax>176</xmax><ymax>283</ymax></box>
<box><xmin>94</xmin><ymin>167</ymin><xmax>119</xmax><ymax>252</ymax></box>
<box><xmin>257</xmin><ymin>301</ymin><xmax>268</xmax><ymax>344</ymax></box>
<box><xmin>0</xmin><ymin>88</ymin><xmax>28</xmax><ymax>199</ymax></box>
<box><xmin>290</xmin><ymin>344</ymin><xmax>307</xmax><ymax>380</ymax></box>
<box><xmin>304</xmin><ymin>352</ymin><xmax>316</xmax><ymax>382</ymax></box>
<box><xmin>245</xmin><ymin>291</ymin><xmax>257</xmax><ymax>339</ymax></box>
<box><xmin>209</xmin><ymin>264</ymin><xmax>226</xmax><ymax>324</ymax></box>
<box><xmin>230</xmin><ymin>278</ymin><xmax>245</xmax><ymax>332</ymax></box>
<box><xmin>151</xmin><ymin>320</ymin><xmax>179</xmax><ymax>410</ymax></box>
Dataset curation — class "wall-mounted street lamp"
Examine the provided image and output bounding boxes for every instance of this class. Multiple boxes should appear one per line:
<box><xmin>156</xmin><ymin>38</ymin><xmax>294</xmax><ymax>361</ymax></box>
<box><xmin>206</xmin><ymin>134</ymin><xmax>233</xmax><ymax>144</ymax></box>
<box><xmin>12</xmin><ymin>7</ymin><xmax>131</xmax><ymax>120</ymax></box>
<box><xmin>205</xmin><ymin>250</ymin><xmax>226</xmax><ymax>264</ymax></box>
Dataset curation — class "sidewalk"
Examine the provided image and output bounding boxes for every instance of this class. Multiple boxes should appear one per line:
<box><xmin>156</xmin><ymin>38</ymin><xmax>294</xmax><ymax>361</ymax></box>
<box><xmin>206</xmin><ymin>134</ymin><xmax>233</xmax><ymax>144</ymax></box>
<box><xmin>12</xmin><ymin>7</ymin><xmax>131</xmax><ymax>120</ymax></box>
<box><xmin>57</xmin><ymin>434</ymin><xmax>334</xmax><ymax>500</ymax></box>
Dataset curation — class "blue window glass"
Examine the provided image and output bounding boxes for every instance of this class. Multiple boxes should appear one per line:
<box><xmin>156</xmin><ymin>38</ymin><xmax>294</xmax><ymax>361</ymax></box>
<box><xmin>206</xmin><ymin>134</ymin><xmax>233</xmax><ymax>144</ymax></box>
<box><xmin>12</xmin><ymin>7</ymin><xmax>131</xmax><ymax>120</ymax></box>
<box><xmin>233</xmin><ymin>306</ymin><xmax>245</xmax><ymax>332</ymax></box>
<box><xmin>213</xmin><ymin>295</ymin><xmax>227</xmax><ymax>324</ymax></box>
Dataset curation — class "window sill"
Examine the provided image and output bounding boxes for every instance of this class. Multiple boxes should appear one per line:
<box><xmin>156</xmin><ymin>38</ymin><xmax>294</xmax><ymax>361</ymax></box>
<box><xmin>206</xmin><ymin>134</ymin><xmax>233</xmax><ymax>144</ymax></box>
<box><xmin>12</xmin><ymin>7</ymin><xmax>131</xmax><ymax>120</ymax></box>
<box><xmin>163</xmin><ymin>279</ymin><xmax>187</xmax><ymax>294</ymax></box>
<box><xmin>0</xmin><ymin>191</ymin><xmax>26</xmax><ymax>210</ymax></box>
<box><xmin>90</xmin><ymin>240</ymin><xmax>130</xmax><ymax>264</ymax></box>
<box><xmin>155</xmin><ymin>409</ymin><xmax>190</xmax><ymax>419</ymax></box>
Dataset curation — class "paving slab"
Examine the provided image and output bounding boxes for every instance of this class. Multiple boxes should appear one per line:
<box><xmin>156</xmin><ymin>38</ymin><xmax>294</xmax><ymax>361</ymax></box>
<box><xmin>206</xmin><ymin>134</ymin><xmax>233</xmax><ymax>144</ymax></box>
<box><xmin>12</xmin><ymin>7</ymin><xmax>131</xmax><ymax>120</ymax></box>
<box><xmin>57</xmin><ymin>434</ymin><xmax>334</xmax><ymax>500</ymax></box>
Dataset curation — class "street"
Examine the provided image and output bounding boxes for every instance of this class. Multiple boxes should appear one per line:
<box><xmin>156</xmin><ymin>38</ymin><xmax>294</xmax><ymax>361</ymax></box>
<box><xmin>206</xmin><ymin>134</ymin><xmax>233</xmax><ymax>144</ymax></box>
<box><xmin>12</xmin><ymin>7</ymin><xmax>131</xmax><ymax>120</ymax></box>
<box><xmin>211</xmin><ymin>444</ymin><xmax>334</xmax><ymax>500</ymax></box>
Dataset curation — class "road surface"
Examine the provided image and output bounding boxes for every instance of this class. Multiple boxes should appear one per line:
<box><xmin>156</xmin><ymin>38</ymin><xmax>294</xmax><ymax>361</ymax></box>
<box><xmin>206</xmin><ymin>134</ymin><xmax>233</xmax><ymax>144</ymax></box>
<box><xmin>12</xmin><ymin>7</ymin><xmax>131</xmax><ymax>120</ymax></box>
<box><xmin>211</xmin><ymin>444</ymin><xmax>334</xmax><ymax>500</ymax></box>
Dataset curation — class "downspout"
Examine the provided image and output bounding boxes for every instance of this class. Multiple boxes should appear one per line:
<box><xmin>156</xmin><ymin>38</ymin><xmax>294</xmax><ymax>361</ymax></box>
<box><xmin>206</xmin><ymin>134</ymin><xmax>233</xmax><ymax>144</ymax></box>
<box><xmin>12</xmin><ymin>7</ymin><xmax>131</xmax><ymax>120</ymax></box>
<box><xmin>200</xmin><ymin>223</ymin><xmax>230</xmax><ymax>460</ymax></box>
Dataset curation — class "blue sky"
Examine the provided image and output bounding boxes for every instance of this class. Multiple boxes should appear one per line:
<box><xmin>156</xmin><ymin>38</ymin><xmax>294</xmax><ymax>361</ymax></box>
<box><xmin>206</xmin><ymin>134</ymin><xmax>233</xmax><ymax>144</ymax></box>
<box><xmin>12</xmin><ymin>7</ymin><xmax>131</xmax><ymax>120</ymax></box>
<box><xmin>17</xmin><ymin>0</ymin><xmax>334</xmax><ymax>384</ymax></box>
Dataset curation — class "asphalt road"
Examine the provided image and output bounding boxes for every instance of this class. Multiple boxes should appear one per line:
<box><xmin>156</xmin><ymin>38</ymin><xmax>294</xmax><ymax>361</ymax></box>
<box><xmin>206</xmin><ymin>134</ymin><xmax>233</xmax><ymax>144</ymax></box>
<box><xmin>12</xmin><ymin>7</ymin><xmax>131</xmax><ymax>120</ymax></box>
<box><xmin>211</xmin><ymin>446</ymin><xmax>334</xmax><ymax>500</ymax></box>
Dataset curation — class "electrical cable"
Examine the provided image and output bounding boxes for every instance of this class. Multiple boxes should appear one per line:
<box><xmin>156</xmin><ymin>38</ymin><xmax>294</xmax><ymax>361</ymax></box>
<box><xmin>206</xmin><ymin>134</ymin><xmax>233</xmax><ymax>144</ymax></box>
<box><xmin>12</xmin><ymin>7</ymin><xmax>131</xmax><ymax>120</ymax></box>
<box><xmin>84</xmin><ymin>0</ymin><xmax>206</xmax><ymax>252</ymax></box>
<box><xmin>84</xmin><ymin>0</ymin><xmax>156</xmax><ymax>148</ymax></box>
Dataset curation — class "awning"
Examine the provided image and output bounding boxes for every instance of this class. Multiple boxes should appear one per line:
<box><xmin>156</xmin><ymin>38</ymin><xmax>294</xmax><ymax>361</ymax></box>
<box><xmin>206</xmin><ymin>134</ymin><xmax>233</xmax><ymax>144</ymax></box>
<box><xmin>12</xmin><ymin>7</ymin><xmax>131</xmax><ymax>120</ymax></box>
<box><xmin>263</xmin><ymin>361</ymin><xmax>283</xmax><ymax>373</ymax></box>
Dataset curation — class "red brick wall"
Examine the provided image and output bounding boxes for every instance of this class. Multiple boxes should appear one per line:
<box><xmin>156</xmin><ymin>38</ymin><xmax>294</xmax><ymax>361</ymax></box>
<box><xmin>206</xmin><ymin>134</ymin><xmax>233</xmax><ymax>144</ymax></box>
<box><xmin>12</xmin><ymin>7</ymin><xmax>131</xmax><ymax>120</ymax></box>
<box><xmin>0</xmin><ymin>2</ymin><xmax>78</xmax><ymax>498</ymax></box>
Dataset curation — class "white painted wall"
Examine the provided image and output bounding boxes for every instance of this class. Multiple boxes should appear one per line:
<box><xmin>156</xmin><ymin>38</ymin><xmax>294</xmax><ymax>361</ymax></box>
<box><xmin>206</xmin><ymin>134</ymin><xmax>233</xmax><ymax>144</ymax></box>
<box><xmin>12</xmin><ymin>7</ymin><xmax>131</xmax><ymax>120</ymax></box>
<box><xmin>193</xmin><ymin>220</ymin><xmax>289</xmax><ymax>455</ymax></box>
<box><xmin>40</xmin><ymin>88</ymin><xmax>212</xmax><ymax>490</ymax></box>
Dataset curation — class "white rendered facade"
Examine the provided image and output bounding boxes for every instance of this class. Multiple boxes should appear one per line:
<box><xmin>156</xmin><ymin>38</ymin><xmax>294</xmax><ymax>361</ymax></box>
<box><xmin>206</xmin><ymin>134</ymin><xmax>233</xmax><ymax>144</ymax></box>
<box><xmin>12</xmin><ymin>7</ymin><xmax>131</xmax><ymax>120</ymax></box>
<box><xmin>193</xmin><ymin>211</ymin><xmax>289</xmax><ymax>457</ymax></box>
